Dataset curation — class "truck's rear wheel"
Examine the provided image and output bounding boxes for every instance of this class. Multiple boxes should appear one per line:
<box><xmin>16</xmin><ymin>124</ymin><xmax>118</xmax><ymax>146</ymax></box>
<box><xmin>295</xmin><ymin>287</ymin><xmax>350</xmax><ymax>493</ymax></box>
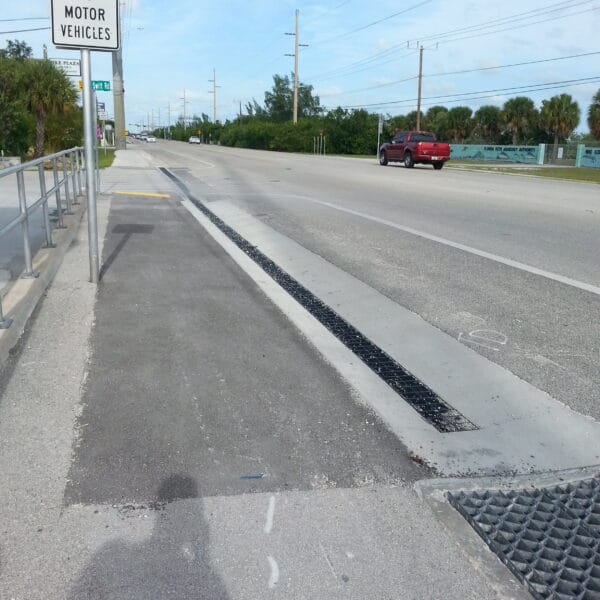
<box><xmin>433</xmin><ymin>161</ymin><xmax>444</xmax><ymax>170</ymax></box>
<box><xmin>379</xmin><ymin>151</ymin><xmax>388</xmax><ymax>166</ymax></box>
<box><xmin>404</xmin><ymin>152</ymin><xmax>414</xmax><ymax>168</ymax></box>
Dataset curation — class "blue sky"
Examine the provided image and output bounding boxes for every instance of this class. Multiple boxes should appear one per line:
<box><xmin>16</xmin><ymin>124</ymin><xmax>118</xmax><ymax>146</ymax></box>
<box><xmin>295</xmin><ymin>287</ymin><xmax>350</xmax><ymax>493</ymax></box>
<box><xmin>2</xmin><ymin>0</ymin><xmax>600</xmax><ymax>132</ymax></box>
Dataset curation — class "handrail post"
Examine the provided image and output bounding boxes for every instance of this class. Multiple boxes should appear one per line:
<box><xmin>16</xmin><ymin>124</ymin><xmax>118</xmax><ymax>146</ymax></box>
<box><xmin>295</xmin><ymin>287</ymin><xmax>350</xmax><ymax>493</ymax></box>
<box><xmin>52</xmin><ymin>158</ymin><xmax>66</xmax><ymax>229</ymax></box>
<box><xmin>0</xmin><ymin>295</ymin><xmax>12</xmax><ymax>329</ymax></box>
<box><xmin>17</xmin><ymin>170</ymin><xmax>39</xmax><ymax>279</ymax></box>
<box><xmin>61</xmin><ymin>154</ymin><xmax>73</xmax><ymax>214</ymax></box>
<box><xmin>70</xmin><ymin>151</ymin><xmax>80</xmax><ymax>204</ymax></box>
<box><xmin>38</xmin><ymin>163</ymin><xmax>55</xmax><ymax>248</ymax></box>
<box><xmin>75</xmin><ymin>148</ymin><xmax>83</xmax><ymax>196</ymax></box>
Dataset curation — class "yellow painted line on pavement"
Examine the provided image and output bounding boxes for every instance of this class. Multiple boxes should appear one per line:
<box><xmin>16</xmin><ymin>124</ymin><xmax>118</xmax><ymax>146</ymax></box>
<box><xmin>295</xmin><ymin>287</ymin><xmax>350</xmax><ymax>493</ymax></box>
<box><xmin>115</xmin><ymin>191</ymin><xmax>171</xmax><ymax>198</ymax></box>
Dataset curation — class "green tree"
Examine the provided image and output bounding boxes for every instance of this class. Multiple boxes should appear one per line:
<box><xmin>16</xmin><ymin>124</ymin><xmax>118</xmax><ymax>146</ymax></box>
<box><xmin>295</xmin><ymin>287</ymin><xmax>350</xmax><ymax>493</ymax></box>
<box><xmin>472</xmin><ymin>105</ymin><xmax>501</xmax><ymax>143</ymax></box>
<box><xmin>424</xmin><ymin>106</ymin><xmax>449</xmax><ymax>139</ymax></box>
<box><xmin>0</xmin><ymin>40</ymin><xmax>33</xmax><ymax>155</ymax></box>
<box><xmin>263</xmin><ymin>73</ymin><xmax>321</xmax><ymax>122</ymax></box>
<box><xmin>22</xmin><ymin>59</ymin><xmax>77</xmax><ymax>157</ymax></box>
<box><xmin>588</xmin><ymin>89</ymin><xmax>600</xmax><ymax>140</ymax></box>
<box><xmin>502</xmin><ymin>96</ymin><xmax>537</xmax><ymax>145</ymax></box>
<box><xmin>539</xmin><ymin>94</ymin><xmax>580</xmax><ymax>159</ymax></box>
<box><xmin>446</xmin><ymin>106</ymin><xmax>473</xmax><ymax>142</ymax></box>
<box><xmin>0</xmin><ymin>39</ymin><xmax>32</xmax><ymax>60</ymax></box>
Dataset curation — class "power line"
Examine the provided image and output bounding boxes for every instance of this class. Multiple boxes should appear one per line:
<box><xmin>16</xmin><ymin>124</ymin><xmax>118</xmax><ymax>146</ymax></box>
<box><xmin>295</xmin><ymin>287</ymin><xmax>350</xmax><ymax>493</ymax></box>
<box><xmin>319</xmin><ymin>50</ymin><xmax>600</xmax><ymax>97</ymax></box>
<box><xmin>336</xmin><ymin>76</ymin><xmax>600</xmax><ymax>109</ymax></box>
<box><xmin>306</xmin><ymin>0</ymin><xmax>596</xmax><ymax>83</ymax></box>
<box><xmin>0</xmin><ymin>26</ymin><xmax>51</xmax><ymax>34</ymax></box>
<box><xmin>0</xmin><ymin>17</ymin><xmax>49</xmax><ymax>22</ymax></box>
<box><xmin>310</xmin><ymin>0</ymin><xmax>432</xmax><ymax>47</ymax></box>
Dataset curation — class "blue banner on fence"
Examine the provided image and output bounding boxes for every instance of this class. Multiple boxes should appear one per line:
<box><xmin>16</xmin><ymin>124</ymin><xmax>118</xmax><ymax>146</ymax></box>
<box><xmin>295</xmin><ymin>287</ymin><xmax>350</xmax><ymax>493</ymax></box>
<box><xmin>450</xmin><ymin>144</ymin><xmax>540</xmax><ymax>163</ymax></box>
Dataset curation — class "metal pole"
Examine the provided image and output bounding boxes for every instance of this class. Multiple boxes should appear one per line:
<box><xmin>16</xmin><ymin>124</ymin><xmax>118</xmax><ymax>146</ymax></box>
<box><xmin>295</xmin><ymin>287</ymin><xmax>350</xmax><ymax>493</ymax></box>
<box><xmin>293</xmin><ymin>9</ymin><xmax>299</xmax><ymax>124</ymax></box>
<box><xmin>75</xmin><ymin>148</ymin><xmax>83</xmax><ymax>196</ymax></box>
<box><xmin>112</xmin><ymin>30</ymin><xmax>126</xmax><ymax>150</ymax></box>
<box><xmin>323</xmin><ymin>135</ymin><xmax>326</xmax><ymax>156</ymax></box>
<box><xmin>81</xmin><ymin>49</ymin><xmax>99</xmax><ymax>284</ymax></box>
<box><xmin>213</xmin><ymin>68</ymin><xmax>217</xmax><ymax>123</ymax></box>
<box><xmin>52</xmin><ymin>158</ymin><xmax>65</xmax><ymax>229</ymax></box>
<box><xmin>70</xmin><ymin>150</ymin><xmax>80</xmax><ymax>203</ymax></box>
<box><xmin>94</xmin><ymin>91</ymin><xmax>100</xmax><ymax>192</ymax></box>
<box><xmin>416</xmin><ymin>46</ymin><xmax>424</xmax><ymax>131</ymax></box>
<box><xmin>61</xmin><ymin>154</ymin><xmax>73</xmax><ymax>214</ymax></box>
<box><xmin>0</xmin><ymin>295</ymin><xmax>12</xmax><ymax>329</ymax></box>
<box><xmin>38</xmin><ymin>163</ymin><xmax>54</xmax><ymax>248</ymax></box>
<box><xmin>17</xmin><ymin>170</ymin><xmax>38</xmax><ymax>278</ymax></box>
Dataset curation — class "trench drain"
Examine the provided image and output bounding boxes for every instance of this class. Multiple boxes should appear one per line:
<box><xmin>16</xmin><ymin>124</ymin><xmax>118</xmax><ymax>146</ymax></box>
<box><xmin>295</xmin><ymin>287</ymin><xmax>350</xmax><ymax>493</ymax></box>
<box><xmin>159</xmin><ymin>167</ymin><xmax>476</xmax><ymax>434</ymax></box>
<box><xmin>449</xmin><ymin>477</ymin><xmax>600</xmax><ymax>599</ymax></box>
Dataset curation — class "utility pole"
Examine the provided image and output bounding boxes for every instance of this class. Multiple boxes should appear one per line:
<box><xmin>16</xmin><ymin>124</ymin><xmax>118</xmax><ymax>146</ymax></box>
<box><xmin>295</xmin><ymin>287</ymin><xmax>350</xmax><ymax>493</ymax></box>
<box><xmin>167</xmin><ymin>101</ymin><xmax>171</xmax><ymax>138</ymax></box>
<box><xmin>180</xmin><ymin>90</ymin><xmax>189</xmax><ymax>132</ymax></box>
<box><xmin>112</xmin><ymin>3</ymin><xmax>126</xmax><ymax>150</ymax></box>
<box><xmin>285</xmin><ymin>9</ymin><xmax>308</xmax><ymax>124</ymax></box>
<box><xmin>416</xmin><ymin>45</ymin><xmax>424</xmax><ymax>131</ymax></box>
<box><xmin>208</xmin><ymin>68</ymin><xmax>221</xmax><ymax>123</ymax></box>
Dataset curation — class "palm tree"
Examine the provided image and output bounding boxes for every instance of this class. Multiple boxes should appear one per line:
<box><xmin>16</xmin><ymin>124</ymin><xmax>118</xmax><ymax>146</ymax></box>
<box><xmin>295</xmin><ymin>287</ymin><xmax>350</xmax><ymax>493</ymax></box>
<box><xmin>446</xmin><ymin>106</ymin><xmax>473</xmax><ymax>142</ymax></box>
<box><xmin>589</xmin><ymin>89</ymin><xmax>600</xmax><ymax>140</ymax></box>
<box><xmin>540</xmin><ymin>94</ymin><xmax>580</xmax><ymax>160</ymax></box>
<box><xmin>502</xmin><ymin>96</ymin><xmax>537</xmax><ymax>145</ymax></box>
<box><xmin>473</xmin><ymin>105</ymin><xmax>501</xmax><ymax>143</ymax></box>
<box><xmin>23</xmin><ymin>59</ymin><xmax>77</xmax><ymax>157</ymax></box>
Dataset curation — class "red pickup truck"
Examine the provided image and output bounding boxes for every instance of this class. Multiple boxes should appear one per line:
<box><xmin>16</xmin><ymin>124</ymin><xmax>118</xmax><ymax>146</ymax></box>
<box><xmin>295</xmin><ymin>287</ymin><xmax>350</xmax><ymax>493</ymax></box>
<box><xmin>379</xmin><ymin>131</ymin><xmax>450</xmax><ymax>170</ymax></box>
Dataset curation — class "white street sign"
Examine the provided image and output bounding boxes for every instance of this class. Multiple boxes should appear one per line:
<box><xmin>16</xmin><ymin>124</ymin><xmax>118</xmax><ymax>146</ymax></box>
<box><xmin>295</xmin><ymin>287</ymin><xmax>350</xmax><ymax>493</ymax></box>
<box><xmin>49</xmin><ymin>57</ymin><xmax>81</xmax><ymax>76</ymax></box>
<box><xmin>51</xmin><ymin>0</ymin><xmax>120</xmax><ymax>51</ymax></box>
<box><xmin>98</xmin><ymin>110</ymin><xmax>109</xmax><ymax>120</ymax></box>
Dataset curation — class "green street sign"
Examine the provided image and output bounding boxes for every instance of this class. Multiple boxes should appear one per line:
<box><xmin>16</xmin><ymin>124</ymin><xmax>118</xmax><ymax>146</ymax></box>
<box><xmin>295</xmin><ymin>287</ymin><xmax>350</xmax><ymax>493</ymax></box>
<box><xmin>92</xmin><ymin>80</ymin><xmax>111</xmax><ymax>91</ymax></box>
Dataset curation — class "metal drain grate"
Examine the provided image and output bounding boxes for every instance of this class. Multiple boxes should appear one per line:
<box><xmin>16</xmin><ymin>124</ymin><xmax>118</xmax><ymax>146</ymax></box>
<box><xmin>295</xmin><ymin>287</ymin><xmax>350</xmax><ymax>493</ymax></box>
<box><xmin>449</xmin><ymin>477</ymin><xmax>600</xmax><ymax>599</ymax></box>
<box><xmin>160</xmin><ymin>167</ymin><xmax>476</xmax><ymax>433</ymax></box>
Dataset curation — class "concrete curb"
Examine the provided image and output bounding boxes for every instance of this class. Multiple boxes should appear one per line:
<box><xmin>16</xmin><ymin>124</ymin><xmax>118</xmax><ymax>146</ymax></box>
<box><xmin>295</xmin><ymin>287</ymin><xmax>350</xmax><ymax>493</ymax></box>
<box><xmin>0</xmin><ymin>201</ymin><xmax>87</xmax><ymax>369</ymax></box>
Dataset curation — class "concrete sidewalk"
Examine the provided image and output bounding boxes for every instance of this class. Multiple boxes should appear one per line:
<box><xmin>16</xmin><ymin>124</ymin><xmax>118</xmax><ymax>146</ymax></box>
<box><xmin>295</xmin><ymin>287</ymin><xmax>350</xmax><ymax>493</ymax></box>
<box><xmin>0</xmin><ymin>149</ymin><xmax>526</xmax><ymax>599</ymax></box>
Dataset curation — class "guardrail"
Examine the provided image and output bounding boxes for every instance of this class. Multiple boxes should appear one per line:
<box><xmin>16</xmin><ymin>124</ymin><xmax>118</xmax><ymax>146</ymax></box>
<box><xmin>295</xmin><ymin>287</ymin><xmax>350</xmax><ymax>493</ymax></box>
<box><xmin>0</xmin><ymin>147</ymin><xmax>86</xmax><ymax>329</ymax></box>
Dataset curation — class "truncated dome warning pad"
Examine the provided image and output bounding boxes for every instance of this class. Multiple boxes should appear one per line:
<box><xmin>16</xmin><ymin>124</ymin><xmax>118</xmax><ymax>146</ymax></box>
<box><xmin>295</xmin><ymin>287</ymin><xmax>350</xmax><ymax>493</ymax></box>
<box><xmin>449</xmin><ymin>477</ymin><xmax>600</xmax><ymax>599</ymax></box>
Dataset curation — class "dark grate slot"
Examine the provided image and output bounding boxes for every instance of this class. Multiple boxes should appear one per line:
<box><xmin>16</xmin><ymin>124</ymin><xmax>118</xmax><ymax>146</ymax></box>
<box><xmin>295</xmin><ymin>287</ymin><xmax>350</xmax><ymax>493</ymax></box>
<box><xmin>160</xmin><ymin>167</ymin><xmax>476</xmax><ymax>433</ymax></box>
<box><xmin>449</xmin><ymin>477</ymin><xmax>600</xmax><ymax>600</ymax></box>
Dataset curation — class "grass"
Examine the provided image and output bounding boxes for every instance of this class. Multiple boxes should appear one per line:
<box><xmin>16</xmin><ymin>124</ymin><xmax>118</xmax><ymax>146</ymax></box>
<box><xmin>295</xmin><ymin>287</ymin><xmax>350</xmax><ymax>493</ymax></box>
<box><xmin>97</xmin><ymin>148</ymin><xmax>116</xmax><ymax>169</ymax></box>
<box><xmin>449</xmin><ymin>164</ymin><xmax>600</xmax><ymax>183</ymax></box>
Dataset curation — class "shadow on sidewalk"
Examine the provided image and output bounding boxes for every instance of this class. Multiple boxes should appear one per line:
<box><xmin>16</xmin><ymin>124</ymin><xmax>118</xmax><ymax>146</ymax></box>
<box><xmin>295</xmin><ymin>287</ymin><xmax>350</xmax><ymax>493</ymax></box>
<box><xmin>69</xmin><ymin>474</ymin><xmax>230</xmax><ymax>600</ymax></box>
<box><xmin>99</xmin><ymin>224</ymin><xmax>154</xmax><ymax>281</ymax></box>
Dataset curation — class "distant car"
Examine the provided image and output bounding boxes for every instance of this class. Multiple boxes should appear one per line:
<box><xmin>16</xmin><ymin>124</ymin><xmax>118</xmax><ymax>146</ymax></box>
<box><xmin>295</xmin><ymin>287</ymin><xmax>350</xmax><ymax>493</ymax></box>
<box><xmin>146</xmin><ymin>135</ymin><xmax>156</xmax><ymax>143</ymax></box>
<box><xmin>188</xmin><ymin>136</ymin><xmax>201</xmax><ymax>144</ymax></box>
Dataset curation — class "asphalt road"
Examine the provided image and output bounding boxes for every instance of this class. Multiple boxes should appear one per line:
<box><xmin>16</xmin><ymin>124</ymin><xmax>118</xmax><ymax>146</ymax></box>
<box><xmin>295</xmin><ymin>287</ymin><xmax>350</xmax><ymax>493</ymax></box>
<box><xmin>0</xmin><ymin>149</ymin><xmax>515</xmax><ymax>599</ymax></box>
<box><xmin>141</xmin><ymin>140</ymin><xmax>600</xmax><ymax>423</ymax></box>
<box><xmin>1</xmin><ymin>142</ymin><xmax>598</xmax><ymax>598</ymax></box>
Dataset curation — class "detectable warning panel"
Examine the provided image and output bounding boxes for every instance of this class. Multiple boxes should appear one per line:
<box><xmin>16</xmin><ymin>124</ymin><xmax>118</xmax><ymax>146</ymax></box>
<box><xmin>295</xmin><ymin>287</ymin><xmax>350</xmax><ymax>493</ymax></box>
<box><xmin>51</xmin><ymin>0</ymin><xmax>120</xmax><ymax>51</ymax></box>
<box><xmin>449</xmin><ymin>478</ymin><xmax>600</xmax><ymax>599</ymax></box>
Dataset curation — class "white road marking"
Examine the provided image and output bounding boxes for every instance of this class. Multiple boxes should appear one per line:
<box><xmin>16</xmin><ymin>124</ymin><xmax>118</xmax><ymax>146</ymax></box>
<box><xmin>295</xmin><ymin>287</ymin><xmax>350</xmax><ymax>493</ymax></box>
<box><xmin>267</xmin><ymin>556</ymin><xmax>279</xmax><ymax>588</ymax></box>
<box><xmin>306</xmin><ymin>199</ymin><xmax>600</xmax><ymax>297</ymax></box>
<box><xmin>319</xmin><ymin>542</ymin><xmax>337</xmax><ymax>579</ymax></box>
<box><xmin>264</xmin><ymin>495</ymin><xmax>276</xmax><ymax>534</ymax></box>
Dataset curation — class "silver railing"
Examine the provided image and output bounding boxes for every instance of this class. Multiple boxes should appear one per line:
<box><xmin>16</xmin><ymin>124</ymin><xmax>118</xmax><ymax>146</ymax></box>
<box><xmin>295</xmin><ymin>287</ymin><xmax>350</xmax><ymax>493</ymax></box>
<box><xmin>0</xmin><ymin>147</ymin><xmax>86</xmax><ymax>328</ymax></box>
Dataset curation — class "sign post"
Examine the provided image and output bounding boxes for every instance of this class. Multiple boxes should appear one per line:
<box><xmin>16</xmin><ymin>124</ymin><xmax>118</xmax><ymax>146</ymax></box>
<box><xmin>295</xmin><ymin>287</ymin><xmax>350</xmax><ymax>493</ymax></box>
<box><xmin>51</xmin><ymin>0</ymin><xmax>119</xmax><ymax>285</ymax></box>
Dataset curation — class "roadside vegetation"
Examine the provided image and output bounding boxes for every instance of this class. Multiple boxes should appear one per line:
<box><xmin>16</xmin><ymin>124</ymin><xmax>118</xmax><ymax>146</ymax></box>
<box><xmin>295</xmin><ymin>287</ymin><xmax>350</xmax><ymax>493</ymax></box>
<box><xmin>449</xmin><ymin>165</ymin><xmax>600</xmax><ymax>184</ymax></box>
<box><xmin>97</xmin><ymin>149</ymin><xmax>116</xmax><ymax>169</ymax></box>
<box><xmin>0</xmin><ymin>40</ymin><xmax>82</xmax><ymax>159</ymax></box>
<box><xmin>160</xmin><ymin>72</ymin><xmax>600</xmax><ymax>161</ymax></box>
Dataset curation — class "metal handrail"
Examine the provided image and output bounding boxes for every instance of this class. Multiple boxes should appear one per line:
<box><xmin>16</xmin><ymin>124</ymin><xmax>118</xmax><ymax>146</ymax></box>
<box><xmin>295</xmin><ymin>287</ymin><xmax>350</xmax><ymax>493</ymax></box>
<box><xmin>0</xmin><ymin>146</ymin><xmax>86</xmax><ymax>329</ymax></box>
